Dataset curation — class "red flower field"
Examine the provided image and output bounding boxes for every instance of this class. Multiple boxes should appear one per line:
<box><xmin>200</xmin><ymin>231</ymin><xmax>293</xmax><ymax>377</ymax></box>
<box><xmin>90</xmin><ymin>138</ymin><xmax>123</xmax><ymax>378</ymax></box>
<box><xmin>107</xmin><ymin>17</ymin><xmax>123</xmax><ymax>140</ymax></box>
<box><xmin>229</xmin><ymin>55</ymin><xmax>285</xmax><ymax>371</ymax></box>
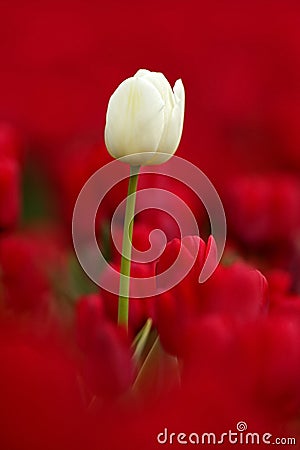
<box><xmin>0</xmin><ymin>1</ymin><xmax>300</xmax><ymax>448</ymax></box>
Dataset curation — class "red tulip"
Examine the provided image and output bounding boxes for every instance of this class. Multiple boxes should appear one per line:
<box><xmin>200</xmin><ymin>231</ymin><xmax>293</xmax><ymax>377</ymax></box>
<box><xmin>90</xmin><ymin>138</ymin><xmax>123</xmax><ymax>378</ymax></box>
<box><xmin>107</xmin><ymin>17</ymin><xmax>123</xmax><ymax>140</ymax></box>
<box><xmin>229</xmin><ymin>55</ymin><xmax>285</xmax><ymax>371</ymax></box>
<box><xmin>75</xmin><ymin>294</ymin><xmax>134</xmax><ymax>399</ymax></box>
<box><xmin>155</xmin><ymin>236</ymin><xmax>268</xmax><ymax>356</ymax></box>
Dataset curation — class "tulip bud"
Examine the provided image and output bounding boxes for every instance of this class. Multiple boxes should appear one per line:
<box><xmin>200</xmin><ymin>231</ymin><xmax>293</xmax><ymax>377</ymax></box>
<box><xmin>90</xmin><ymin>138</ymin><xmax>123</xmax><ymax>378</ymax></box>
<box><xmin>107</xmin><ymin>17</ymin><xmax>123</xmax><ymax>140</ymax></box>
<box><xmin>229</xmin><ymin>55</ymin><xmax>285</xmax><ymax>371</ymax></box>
<box><xmin>104</xmin><ymin>69</ymin><xmax>185</xmax><ymax>166</ymax></box>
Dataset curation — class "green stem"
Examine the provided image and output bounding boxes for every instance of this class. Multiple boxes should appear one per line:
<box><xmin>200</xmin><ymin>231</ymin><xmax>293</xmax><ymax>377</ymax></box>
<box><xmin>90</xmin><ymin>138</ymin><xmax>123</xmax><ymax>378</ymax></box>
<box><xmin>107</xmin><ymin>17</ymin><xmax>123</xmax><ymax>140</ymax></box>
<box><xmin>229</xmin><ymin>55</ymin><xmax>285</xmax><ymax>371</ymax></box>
<box><xmin>118</xmin><ymin>165</ymin><xmax>140</xmax><ymax>330</ymax></box>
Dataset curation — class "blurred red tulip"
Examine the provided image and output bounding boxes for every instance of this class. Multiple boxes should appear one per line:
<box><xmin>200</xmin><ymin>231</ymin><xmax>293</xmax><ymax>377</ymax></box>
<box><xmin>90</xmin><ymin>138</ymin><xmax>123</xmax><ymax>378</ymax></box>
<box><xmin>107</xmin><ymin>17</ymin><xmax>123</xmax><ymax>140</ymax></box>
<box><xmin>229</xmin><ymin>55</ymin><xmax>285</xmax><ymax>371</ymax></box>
<box><xmin>0</xmin><ymin>320</ymin><xmax>84</xmax><ymax>450</ymax></box>
<box><xmin>224</xmin><ymin>175</ymin><xmax>300</xmax><ymax>247</ymax></box>
<box><xmin>0</xmin><ymin>157</ymin><xmax>20</xmax><ymax>229</ymax></box>
<box><xmin>75</xmin><ymin>294</ymin><xmax>134</xmax><ymax>400</ymax></box>
<box><xmin>0</xmin><ymin>229</ymin><xmax>66</xmax><ymax>313</ymax></box>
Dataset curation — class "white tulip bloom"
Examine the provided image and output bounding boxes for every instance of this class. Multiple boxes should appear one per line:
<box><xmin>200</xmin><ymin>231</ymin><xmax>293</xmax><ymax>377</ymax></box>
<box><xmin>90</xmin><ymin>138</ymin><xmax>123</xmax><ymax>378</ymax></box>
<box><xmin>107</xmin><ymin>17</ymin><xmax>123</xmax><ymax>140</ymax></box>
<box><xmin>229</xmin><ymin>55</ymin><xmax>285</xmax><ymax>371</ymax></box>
<box><xmin>104</xmin><ymin>69</ymin><xmax>185</xmax><ymax>166</ymax></box>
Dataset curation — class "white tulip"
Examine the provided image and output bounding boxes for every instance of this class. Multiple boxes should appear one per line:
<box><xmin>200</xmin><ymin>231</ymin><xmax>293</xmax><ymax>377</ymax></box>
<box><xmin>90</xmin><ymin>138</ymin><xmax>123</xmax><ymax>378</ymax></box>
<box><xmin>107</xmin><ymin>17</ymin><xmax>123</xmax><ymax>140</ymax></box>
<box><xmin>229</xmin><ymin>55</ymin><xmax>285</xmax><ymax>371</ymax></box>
<box><xmin>104</xmin><ymin>69</ymin><xmax>185</xmax><ymax>166</ymax></box>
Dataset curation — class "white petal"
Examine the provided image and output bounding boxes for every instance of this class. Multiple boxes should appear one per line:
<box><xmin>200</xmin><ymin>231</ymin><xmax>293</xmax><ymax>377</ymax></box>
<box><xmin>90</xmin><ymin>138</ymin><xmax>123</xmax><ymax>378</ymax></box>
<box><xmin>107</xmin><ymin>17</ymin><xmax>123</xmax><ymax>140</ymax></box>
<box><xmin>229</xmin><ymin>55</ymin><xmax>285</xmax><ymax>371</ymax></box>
<box><xmin>134</xmin><ymin>69</ymin><xmax>151</xmax><ymax>78</ymax></box>
<box><xmin>104</xmin><ymin>76</ymin><xmax>165</xmax><ymax>166</ymax></box>
<box><xmin>135</xmin><ymin>70</ymin><xmax>175</xmax><ymax>106</ymax></box>
<box><xmin>153</xmin><ymin>78</ymin><xmax>185</xmax><ymax>164</ymax></box>
<box><xmin>134</xmin><ymin>70</ymin><xmax>181</xmax><ymax>165</ymax></box>
<box><xmin>134</xmin><ymin>70</ymin><xmax>175</xmax><ymax>124</ymax></box>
